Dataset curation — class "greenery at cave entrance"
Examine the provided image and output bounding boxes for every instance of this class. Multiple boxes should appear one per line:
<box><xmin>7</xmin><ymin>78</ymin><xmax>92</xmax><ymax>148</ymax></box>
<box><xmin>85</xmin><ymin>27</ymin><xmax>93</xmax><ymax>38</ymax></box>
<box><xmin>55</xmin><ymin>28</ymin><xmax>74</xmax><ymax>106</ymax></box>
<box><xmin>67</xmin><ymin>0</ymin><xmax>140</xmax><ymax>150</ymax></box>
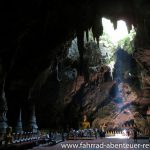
<box><xmin>68</xmin><ymin>17</ymin><xmax>136</xmax><ymax>75</ymax></box>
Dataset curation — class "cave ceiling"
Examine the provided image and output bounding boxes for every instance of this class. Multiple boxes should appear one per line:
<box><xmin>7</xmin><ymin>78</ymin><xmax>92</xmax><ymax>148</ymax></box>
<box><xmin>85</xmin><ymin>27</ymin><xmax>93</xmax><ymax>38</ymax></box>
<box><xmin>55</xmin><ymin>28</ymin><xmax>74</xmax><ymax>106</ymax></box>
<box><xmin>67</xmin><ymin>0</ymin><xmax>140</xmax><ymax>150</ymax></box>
<box><xmin>1</xmin><ymin>0</ymin><xmax>149</xmax><ymax>81</ymax></box>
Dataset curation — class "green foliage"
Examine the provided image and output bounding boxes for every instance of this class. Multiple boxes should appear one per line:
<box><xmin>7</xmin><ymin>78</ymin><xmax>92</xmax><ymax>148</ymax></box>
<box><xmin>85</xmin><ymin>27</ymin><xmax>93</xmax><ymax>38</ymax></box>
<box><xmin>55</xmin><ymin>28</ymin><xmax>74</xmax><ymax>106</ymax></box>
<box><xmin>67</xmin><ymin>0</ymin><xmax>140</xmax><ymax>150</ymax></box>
<box><xmin>118</xmin><ymin>28</ymin><xmax>136</xmax><ymax>54</ymax></box>
<box><xmin>100</xmin><ymin>26</ymin><xmax>136</xmax><ymax>55</ymax></box>
<box><xmin>118</xmin><ymin>37</ymin><xmax>133</xmax><ymax>54</ymax></box>
<box><xmin>100</xmin><ymin>32</ymin><xmax>116</xmax><ymax>51</ymax></box>
<box><xmin>85</xmin><ymin>41</ymin><xmax>102</xmax><ymax>66</ymax></box>
<box><xmin>99</xmin><ymin>32</ymin><xmax>116</xmax><ymax>65</ymax></box>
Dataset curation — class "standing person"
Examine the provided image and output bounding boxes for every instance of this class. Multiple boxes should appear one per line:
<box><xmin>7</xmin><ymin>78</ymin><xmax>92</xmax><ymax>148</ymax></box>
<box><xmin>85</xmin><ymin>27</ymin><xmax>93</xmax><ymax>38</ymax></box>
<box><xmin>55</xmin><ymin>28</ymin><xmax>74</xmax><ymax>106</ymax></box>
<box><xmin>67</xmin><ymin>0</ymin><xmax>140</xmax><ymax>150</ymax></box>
<box><xmin>103</xmin><ymin>131</ymin><xmax>106</xmax><ymax>138</ymax></box>
<box><xmin>61</xmin><ymin>129</ymin><xmax>65</xmax><ymax>141</ymax></box>
<box><xmin>98</xmin><ymin>129</ymin><xmax>102</xmax><ymax>139</ymax></box>
<box><xmin>148</xmin><ymin>130</ymin><xmax>150</xmax><ymax>143</ymax></box>
<box><xmin>49</xmin><ymin>131</ymin><xmax>52</xmax><ymax>141</ymax></box>
<box><xmin>133</xmin><ymin>129</ymin><xmax>137</xmax><ymax>142</ymax></box>
<box><xmin>94</xmin><ymin>129</ymin><xmax>97</xmax><ymax>139</ymax></box>
<box><xmin>127</xmin><ymin>130</ymin><xmax>130</xmax><ymax>138</ymax></box>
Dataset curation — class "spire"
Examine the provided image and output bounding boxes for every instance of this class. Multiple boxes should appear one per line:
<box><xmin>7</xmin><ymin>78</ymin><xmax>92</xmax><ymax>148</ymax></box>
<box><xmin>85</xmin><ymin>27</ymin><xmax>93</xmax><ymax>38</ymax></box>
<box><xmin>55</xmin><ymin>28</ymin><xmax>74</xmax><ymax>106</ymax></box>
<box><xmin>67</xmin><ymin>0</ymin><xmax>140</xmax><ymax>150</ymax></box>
<box><xmin>16</xmin><ymin>109</ymin><xmax>23</xmax><ymax>133</ymax></box>
<box><xmin>0</xmin><ymin>90</ymin><xmax>8</xmax><ymax>135</ymax></box>
<box><xmin>29</xmin><ymin>105</ymin><xmax>38</xmax><ymax>133</ymax></box>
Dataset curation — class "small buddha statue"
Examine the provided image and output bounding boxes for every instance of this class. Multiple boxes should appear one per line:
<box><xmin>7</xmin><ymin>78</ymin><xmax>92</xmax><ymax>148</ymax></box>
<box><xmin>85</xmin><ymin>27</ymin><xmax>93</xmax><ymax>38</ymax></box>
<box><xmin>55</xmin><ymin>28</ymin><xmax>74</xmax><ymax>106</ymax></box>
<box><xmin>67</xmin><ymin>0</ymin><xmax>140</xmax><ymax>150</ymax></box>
<box><xmin>5</xmin><ymin>126</ymin><xmax>13</xmax><ymax>145</ymax></box>
<box><xmin>80</xmin><ymin>115</ymin><xmax>90</xmax><ymax>129</ymax></box>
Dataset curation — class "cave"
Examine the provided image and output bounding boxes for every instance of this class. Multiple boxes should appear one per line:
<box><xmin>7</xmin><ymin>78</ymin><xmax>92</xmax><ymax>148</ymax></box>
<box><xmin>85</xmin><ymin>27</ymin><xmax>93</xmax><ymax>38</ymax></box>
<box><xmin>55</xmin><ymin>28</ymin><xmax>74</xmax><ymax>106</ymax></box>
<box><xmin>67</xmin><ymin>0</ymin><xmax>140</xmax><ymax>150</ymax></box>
<box><xmin>0</xmin><ymin>0</ymin><xmax>150</xmax><ymax>143</ymax></box>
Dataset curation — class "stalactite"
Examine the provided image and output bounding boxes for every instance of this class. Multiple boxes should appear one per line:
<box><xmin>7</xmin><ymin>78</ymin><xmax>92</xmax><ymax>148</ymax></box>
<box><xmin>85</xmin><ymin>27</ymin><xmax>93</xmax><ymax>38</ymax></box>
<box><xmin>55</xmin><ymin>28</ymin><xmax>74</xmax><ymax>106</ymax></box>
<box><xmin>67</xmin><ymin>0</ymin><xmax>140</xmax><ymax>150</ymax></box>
<box><xmin>56</xmin><ymin>58</ymin><xmax>62</xmax><ymax>82</ymax></box>
<box><xmin>56</xmin><ymin>65</ymin><xmax>62</xmax><ymax>82</ymax></box>
<box><xmin>126</xmin><ymin>22</ymin><xmax>132</xmax><ymax>33</ymax></box>
<box><xmin>113</xmin><ymin>20</ymin><xmax>117</xmax><ymax>30</ymax></box>
<box><xmin>86</xmin><ymin>29</ymin><xmax>89</xmax><ymax>42</ymax></box>
<box><xmin>83</xmin><ymin>56</ymin><xmax>90</xmax><ymax>82</ymax></box>
<box><xmin>92</xmin><ymin>16</ymin><xmax>103</xmax><ymax>46</ymax></box>
<box><xmin>77</xmin><ymin>29</ymin><xmax>84</xmax><ymax>75</ymax></box>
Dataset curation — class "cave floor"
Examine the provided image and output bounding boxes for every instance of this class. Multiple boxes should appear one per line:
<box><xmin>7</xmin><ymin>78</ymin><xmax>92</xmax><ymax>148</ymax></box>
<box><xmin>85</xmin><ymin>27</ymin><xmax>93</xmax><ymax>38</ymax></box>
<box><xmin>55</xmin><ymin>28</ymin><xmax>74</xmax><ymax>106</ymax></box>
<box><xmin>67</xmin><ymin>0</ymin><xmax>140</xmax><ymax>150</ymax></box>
<box><xmin>28</xmin><ymin>138</ymin><xmax>150</xmax><ymax>150</ymax></box>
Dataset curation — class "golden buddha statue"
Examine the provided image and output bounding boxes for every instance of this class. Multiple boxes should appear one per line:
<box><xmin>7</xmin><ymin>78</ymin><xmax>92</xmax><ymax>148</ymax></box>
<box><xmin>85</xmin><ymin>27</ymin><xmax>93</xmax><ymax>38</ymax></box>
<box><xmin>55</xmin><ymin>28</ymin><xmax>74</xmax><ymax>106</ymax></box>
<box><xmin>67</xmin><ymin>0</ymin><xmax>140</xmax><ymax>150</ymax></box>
<box><xmin>80</xmin><ymin>115</ymin><xmax>90</xmax><ymax>129</ymax></box>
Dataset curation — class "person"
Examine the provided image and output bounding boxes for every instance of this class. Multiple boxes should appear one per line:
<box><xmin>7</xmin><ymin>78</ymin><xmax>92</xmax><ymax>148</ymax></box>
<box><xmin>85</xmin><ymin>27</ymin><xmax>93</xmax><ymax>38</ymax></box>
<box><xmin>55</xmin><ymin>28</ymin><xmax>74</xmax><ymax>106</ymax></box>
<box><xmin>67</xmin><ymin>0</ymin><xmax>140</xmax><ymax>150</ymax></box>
<box><xmin>98</xmin><ymin>129</ymin><xmax>103</xmax><ymax>138</ymax></box>
<box><xmin>127</xmin><ymin>130</ymin><xmax>130</xmax><ymax>138</ymax></box>
<box><xmin>133</xmin><ymin>129</ymin><xmax>137</xmax><ymax>142</ymax></box>
<box><xmin>148</xmin><ymin>130</ymin><xmax>150</xmax><ymax>143</ymax></box>
<box><xmin>103</xmin><ymin>131</ymin><xmax>106</xmax><ymax>138</ymax></box>
<box><xmin>61</xmin><ymin>130</ymin><xmax>65</xmax><ymax>141</ymax></box>
<box><xmin>94</xmin><ymin>128</ymin><xmax>97</xmax><ymax>139</ymax></box>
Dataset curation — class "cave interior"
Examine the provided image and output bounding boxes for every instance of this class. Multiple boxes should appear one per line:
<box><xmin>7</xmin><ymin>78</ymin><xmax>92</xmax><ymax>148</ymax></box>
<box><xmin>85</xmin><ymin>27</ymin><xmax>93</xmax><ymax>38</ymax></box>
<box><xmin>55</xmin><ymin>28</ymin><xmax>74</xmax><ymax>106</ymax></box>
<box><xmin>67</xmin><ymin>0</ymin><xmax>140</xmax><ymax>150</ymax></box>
<box><xmin>0</xmin><ymin>0</ymin><xmax>150</xmax><ymax>134</ymax></box>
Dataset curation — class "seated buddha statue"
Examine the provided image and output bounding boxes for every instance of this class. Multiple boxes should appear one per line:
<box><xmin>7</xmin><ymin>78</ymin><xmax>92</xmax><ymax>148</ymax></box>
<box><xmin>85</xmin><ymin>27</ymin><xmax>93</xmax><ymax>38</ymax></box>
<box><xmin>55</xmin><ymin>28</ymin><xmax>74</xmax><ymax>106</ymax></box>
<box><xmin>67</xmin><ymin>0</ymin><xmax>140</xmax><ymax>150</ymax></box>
<box><xmin>80</xmin><ymin>115</ymin><xmax>90</xmax><ymax>129</ymax></box>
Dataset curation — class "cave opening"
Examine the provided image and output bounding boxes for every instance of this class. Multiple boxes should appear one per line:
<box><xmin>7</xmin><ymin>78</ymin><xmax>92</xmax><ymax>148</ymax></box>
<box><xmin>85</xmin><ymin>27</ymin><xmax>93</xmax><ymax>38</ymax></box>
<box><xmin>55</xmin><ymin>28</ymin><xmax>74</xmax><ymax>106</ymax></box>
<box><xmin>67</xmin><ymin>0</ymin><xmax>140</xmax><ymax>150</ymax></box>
<box><xmin>102</xmin><ymin>18</ymin><xmax>130</xmax><ymax>45</ymax></box>
<box><xmin>67</xmin><ymin>17</ymin><xmax>136</xmax><ymax>82</ymax></box>
<box><xmin>65</xmin><ymin>17</ymin><xmax>147</xmax><ymax>131</ymax></box>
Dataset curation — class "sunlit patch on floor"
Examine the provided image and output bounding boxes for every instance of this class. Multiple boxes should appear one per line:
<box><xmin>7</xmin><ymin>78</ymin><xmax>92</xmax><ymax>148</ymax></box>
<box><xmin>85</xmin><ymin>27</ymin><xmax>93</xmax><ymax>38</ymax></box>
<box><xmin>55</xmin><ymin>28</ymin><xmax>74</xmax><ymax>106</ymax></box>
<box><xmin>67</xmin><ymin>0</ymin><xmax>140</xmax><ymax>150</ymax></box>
<box><xmin>106</xmin><ymin>134</ymin><xmax>129</xmax><ymax>139</ymax></box>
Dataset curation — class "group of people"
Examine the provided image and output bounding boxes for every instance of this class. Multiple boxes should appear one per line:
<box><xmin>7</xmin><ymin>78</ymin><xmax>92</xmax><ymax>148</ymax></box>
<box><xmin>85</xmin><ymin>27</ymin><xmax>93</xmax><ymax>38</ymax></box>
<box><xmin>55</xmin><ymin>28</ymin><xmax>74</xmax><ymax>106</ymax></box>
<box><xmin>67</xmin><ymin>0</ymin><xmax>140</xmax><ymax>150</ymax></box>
<box><xmin>126</xmin><ymin>129</ymin><xmax>138</xmax><ymax>142</ymax></box>
<box><xmin>68</xmin><ymin>128</ymin><xmax>106</xmax><ymax>138</ymax></box>
<box><xmin>47</xmin><ymin>128</ymin><xmax>150</xmax><ymax>143</ymax></box>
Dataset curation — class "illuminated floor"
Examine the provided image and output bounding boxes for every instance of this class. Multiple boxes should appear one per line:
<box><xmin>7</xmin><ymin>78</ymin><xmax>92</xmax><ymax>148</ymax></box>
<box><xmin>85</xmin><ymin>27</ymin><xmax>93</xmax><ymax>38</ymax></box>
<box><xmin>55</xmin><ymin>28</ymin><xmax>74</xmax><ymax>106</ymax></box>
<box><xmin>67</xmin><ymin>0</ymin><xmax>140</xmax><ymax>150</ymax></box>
<box><xmin>28</xmin><ymin>138</ymin><xmax>150</xmax><ymax>150</ymax></box>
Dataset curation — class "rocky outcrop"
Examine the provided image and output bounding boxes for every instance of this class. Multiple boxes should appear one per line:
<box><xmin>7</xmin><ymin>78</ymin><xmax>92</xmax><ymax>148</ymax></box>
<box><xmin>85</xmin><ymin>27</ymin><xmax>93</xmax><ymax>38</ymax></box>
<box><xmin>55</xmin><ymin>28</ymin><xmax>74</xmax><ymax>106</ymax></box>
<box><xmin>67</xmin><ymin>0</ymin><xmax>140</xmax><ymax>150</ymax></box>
<box><xmin>90</xmin><ymin>49</ymin><xmax>150</xmax><ymax>132</ymax></box>
<box><xmin>133</xmin><ymin>49</ymin><xmax>150</xmax><ymax>105</ymax></box>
